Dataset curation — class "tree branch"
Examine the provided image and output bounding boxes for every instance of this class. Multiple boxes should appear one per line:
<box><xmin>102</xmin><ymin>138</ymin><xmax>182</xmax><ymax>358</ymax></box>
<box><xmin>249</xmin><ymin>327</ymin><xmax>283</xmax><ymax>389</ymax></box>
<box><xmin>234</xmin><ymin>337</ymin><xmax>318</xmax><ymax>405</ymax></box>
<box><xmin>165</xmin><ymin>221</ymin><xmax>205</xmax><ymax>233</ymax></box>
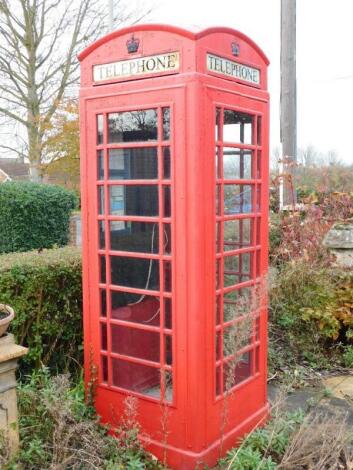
<box><xmin>0</xmin><ymin>106</ymin><xmax>28</xmax><ymax>126</ymax></box>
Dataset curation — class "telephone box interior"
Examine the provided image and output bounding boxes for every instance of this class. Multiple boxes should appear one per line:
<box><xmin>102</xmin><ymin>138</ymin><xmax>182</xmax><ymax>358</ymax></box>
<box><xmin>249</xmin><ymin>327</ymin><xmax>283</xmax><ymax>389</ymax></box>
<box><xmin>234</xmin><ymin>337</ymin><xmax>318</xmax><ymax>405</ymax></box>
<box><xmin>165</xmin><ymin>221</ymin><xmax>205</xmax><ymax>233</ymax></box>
<box><xmin>79</xmin><ymin>24</ymin><xmax>269</xmax><ymax>469</ymax></box>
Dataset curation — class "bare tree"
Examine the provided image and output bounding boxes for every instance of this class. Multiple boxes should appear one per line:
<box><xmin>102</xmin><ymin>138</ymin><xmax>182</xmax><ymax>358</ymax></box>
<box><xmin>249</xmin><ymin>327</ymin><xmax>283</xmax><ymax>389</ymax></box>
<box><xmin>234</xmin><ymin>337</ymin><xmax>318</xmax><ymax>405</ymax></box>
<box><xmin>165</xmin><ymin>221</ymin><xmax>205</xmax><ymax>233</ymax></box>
<box><xmin>0</xmin><ymin>0</ymin><xmax>152</xmax><ymax>181</ymax></box>
<box><xmin>297</xmin><ymin>146</ymin><xmax>341</xmax><ymax>168</ymax></box>
<box><xmin>297</xmin><ymin>145</ymin><xmax>319</xmax><ymax>167</ymax></box>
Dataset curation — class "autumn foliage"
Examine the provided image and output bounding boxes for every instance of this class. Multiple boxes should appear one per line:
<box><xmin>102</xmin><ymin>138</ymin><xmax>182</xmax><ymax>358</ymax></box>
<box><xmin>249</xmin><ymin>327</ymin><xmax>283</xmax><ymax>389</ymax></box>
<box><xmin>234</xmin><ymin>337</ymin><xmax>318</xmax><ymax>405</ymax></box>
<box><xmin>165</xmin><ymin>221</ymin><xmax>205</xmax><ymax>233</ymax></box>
<box><xmin>42</xmin><ymin>100</ymin><xmax>80</xmax><ymax>192</ymax></box>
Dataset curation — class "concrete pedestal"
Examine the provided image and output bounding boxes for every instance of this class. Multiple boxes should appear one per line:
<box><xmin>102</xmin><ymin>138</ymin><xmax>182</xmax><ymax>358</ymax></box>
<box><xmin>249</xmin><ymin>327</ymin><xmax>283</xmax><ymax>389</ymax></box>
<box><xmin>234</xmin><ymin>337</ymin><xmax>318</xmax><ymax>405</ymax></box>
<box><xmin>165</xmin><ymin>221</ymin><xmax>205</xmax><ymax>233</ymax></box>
<box><xmin>323</xmin><ymin>223</ymin><xmax>353</xmax><ymax>268</ymax></box>
<box><xmin>0</xmin><ymin>334</ymin><xmax>27</xmax><ymax>456</ymax></box>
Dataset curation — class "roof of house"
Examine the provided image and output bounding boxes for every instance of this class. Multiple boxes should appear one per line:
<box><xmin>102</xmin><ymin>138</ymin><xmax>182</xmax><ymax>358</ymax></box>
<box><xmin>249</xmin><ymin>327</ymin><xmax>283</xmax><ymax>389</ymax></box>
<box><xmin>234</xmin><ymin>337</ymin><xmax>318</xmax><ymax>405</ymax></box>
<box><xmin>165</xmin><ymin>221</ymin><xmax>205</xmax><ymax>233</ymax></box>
<box><xmin>0</xmin><ymin>158</ymin><xmax>30</xmax><ymax>180</ymax></box>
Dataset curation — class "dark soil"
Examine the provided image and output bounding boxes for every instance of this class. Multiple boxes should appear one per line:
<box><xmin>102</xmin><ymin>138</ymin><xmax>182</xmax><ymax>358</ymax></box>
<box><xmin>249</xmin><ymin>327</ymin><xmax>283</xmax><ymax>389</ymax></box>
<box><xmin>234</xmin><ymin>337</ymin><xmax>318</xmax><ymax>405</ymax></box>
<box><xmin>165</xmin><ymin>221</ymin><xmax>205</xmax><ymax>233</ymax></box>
<box><xmin>0</xmin><ymin>309</ymin><xmax>10</xmax><ymax>320</ymax></box>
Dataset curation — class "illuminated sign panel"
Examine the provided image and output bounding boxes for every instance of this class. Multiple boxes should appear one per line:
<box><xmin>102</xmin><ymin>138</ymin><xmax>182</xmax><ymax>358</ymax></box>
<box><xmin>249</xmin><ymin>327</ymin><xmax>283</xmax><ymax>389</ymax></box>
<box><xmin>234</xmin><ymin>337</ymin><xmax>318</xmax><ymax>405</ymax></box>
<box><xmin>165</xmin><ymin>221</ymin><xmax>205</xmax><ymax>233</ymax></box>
<box><xmin>93</xmin><ymin>52</ymin><xmax>180</xmax><ymax>82</ymax></box>
<box><xmin>207</xmin><ymin>53</ymin><xmax>260</xmax><ymax>85</ymax></box>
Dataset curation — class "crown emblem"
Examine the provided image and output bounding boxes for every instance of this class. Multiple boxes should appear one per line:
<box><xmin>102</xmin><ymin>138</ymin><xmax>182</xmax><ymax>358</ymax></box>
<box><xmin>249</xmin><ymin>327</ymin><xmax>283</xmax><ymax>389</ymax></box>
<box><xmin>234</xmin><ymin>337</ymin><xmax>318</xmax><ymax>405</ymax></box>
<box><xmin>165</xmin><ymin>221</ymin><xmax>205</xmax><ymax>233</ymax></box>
<box><xmin>126</xmin><ymin>35</ymin><xmax>140</xmax><ymax>54</ymax></box>
<box><xmin>231</xmin><ymin>42</ymin><xmax>240</xmax><ymax>57</ymax></box>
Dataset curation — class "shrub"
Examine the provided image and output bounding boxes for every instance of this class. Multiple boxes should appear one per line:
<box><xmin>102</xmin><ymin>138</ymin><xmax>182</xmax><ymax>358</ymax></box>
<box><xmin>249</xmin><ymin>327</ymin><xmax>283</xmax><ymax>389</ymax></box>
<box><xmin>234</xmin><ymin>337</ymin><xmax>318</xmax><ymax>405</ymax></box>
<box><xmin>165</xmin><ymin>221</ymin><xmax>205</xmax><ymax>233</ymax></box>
<box><xmin>270</xmin><ymin>259</ymin><xmax>334</xmax><ymax>331</ymax></box>
<box><xmin>220</xmin><ymin>409</ymin><xmax>304</xmax><ymax>469</ymax></box>
<box><xmin>0</xmin><ymin>181</ymin><xmax>78</xmax><ymax>253</ymax></box>
<box><xmin>301</xmin><ymin>273</ymin><xmax>353</xmax><ymax>341</ymax></box>
<box><xmin>269</xmin><ymin>213</ymin><xmax>282</xmax><ymax>262</ymax></box>
<box><xmin>342</xmin><ymin>346</ymin><xmax>353</xmax><ymax>368</ymax></box>
<box><xmin>269</xmin><ymin>259</ymin><xmax>353</xmax><ymax>371</ymax></box>
<box><xmin>269</xmin><ymin>190</ymin><xmax>353</xmax><ymax>268</ymax></box>
<box><xmin>0</xmin><ymin>246</ymin><xmax>82</xmax><ymax>374</ymax></box>
<box><xmin>271</xmin><ymin>260</ymin><xmax>353</xmax><ymax>342</ymax></box>
<box><xmin>270</xmin><ymin>206</ymin><xmax>332</xmax><ymax>266</ymax></box>
<box><xmin>2</xmin><ymin>369</ymin><xmax>163</xmax><ymax>469</ymax></box>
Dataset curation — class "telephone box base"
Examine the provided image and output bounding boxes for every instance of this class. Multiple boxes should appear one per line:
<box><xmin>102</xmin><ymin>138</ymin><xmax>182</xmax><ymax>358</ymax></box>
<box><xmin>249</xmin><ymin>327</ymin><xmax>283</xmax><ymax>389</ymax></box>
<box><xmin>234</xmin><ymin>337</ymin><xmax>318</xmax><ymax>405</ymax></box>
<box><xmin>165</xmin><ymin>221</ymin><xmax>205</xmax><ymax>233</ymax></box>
<box><xmin>142</xmin><ymin>403</ymin><xmax>269</xmax><ymax>469</ymax></box>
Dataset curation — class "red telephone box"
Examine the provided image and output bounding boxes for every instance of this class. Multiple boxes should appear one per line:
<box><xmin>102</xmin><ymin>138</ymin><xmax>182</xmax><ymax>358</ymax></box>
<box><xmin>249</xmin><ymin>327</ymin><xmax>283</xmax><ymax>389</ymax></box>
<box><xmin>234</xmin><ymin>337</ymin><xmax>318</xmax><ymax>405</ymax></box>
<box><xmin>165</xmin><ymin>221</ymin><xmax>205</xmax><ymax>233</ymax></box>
<box><xmin>79</xmin><ymin>24</ymin><xmax>269</xmax><ymax>469</ymax></box>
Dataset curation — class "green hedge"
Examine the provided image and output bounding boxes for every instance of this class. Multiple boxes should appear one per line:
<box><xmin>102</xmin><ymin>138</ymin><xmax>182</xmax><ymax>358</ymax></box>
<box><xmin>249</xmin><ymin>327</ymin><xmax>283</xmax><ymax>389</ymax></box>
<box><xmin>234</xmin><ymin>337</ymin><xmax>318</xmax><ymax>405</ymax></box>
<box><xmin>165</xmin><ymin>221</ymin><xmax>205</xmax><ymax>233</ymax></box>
<box><xmin>0</xmin><ymin>247</ymin><xmax>83</xmax><ymax>374</ymax></box>
<box><xmin>0</xmin><ymin>182</ymin><xmax>78</xmax><ymax>253</ymax></box>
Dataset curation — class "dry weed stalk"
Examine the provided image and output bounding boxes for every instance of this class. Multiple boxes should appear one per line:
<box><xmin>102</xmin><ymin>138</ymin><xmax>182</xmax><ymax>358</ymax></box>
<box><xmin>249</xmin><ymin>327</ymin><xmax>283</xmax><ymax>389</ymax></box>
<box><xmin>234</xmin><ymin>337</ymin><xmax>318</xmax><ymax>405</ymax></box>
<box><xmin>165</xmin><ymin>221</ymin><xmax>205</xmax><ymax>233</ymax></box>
<box><xmin>220</xmin><ymin>313</ymin><xmax>253</xmax><ymax>454</ymax></box>
<box><xmin>0</xmin><ymin>430</ymin><xmax>10</xmax><ymax>467</ymax></box>
<box><xmin>224</xmin><ymin>386</ymin><xmax>289</xmax><ymax>470</ymax></box>
<box><xmin>40</xmin><ymin>375</ymin><xmax>117</xmax><ymax>469</ymax></box>
<box><xmin>160</xmin><ymin>397</ymin><xmax>171</xmax><ymax>465</ymax></box>
<box><xmin>278</xmin><ymin>410</ymin><xmax>353</xmax><ymax>470</ymax></box>
<box><xmin>220</xmin><ymin>278</ymin><xmax>267</xmax><ymax>455</ymax></box>
<box><xmin>87</xmin><ymin>347</ymin><xmax>98</xmax><ymax>409</ymax></box>
<box><xmin>159</xmin><ymin>369</ymin><xmax>173</xmax><ymax>465</ymax></box>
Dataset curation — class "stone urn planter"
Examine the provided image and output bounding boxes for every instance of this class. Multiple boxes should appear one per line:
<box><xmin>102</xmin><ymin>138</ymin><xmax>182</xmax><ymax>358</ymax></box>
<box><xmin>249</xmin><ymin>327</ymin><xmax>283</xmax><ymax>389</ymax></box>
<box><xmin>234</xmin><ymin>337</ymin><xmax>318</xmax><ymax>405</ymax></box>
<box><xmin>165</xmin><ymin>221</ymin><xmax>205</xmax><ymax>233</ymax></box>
<box><xmin>0</xmin><ymin>304</ymin><xmax>14</xmax><ymax>337</ymax></box>
<box><xmin>0</xmin><ymin>304</ymin><xmax>27</xmax><ymax>457</ymax></box>
<box><xmin>323</xmin><ymin>223</ymin><xmax>353</xmax><ymax>268</ymax></box>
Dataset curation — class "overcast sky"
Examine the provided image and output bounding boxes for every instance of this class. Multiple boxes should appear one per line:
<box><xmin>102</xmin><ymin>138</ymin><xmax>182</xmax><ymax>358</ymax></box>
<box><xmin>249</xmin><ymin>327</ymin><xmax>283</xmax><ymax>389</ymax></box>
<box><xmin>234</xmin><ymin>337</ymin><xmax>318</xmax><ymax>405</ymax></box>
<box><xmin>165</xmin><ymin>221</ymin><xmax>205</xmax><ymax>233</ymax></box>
<box><xmin>138</xmin><ymin>0</ymin><xmax>353</xmax><ymax>163</ymax></box>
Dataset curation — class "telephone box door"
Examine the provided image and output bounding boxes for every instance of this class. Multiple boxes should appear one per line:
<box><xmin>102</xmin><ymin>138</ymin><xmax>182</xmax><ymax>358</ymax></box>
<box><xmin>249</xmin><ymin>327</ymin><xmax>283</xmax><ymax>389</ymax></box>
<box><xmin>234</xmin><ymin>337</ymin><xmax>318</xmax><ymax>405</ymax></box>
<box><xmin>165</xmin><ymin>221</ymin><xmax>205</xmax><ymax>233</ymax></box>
<box><xmin>81</xmin><ymin>85</ymin><xmax>186</xmax><ymax>433</ymax></box>
<box><xmin>201</xmin><ymin>86</ymin><xmax>269</xmax><ymax>447</ymax></box>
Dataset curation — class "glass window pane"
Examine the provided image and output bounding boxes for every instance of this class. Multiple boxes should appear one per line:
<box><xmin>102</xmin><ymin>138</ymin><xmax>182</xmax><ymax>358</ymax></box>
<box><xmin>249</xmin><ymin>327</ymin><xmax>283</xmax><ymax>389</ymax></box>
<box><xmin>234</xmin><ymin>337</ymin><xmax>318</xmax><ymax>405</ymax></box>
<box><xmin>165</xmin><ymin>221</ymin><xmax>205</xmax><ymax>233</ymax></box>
<box><xmin>257</xmin><ymin>185</ymin><xmax>261</xmax><ymax>212</ymax></box>
<box><xmin>110</xmin><ymin>256</ymin><xmax>159</xmax><ymax>290</ymax></box>
<box><xmin>163</xmin><ymin>224</ymin><xmax>171</xmax><ymax>254</ymax></box>
<box><xmin>257</xmin><ymin>116</ymin><xmax>262</xmax><ymax>145</ymax></box>
<box><xmin>99</xmin><ymin>221</ymin><xmax>105</xmax><ymax>249</ymax></box>
<box><xmin>164</xmin><ymin>298</ymin><xmax>172</xmax><ymax>329</ymax></box>
<box><xmin>223</xmin><ymin>325</ymin><xmax>252</xmax><ymax>358</ymax></box>
<box><xmin>162</xmin><ymin>107</ymin><xmax>170</xmax><ymax>140</ymax></box>
<box><xmin>101</xmin><ymin>323</ymin><xmax>107</xmax><ymax>351</ymax></box>
<box><xmin>223</xmin><ymin>287</ymin><xmax>253</xmax><ymax>322</ymax></box>
<box><xmin>98</xmin><ymin>186</ymin><xmax>104</xmax><ymax>215</ymax></box>
<box><xmin>163</xmin><ymin>186</ymin><xmax>171</xmax><ymax>217</ymax></box>
<box><xmin>223</xmin><ymin>351</ymin><xmax>253</xmax><ymax>389</ymax></box>
<box><xmin>111</xmin><ymin>324</ymin><xmax>160</xmax><ymax>362</ymax></box>
<box><xmin>216</xmin><ymin>365</ymin><xmax>222</xmax><ymax>396</ymax></box>
<box><xmin>164</xmin><ymin>261</ymin><xmax>172</xmax><ymax>292</ymax></box>
<box><xmin>224</xmin><ymin>184</ymin><xmax>253</xmax><ymax>214</ymax></box>
<box><xmin>224</xmin><ymin>255</ymin><xmax>239</xmax><ymax>287</ymax></box>
<box><xmin>216</xmin><ymin>222</ymin><xmax>221</xmax><ymax>253</ymax></box>
<box><xmin>216</xmin><ymin>185</ymin><xmax>221</xmax><ymax>215</ymax></box>
<box><xmin>100</xmin><ymin>289</ymin><xmax>107</xmax><ymax>317</ymax></box>
<box><xmin>97</xmin><ymin>150</ymin><xmax>104</xmax><ymax>180</ymax></box>
<box><xmin>216</xmin><ymin>296</ymin><xmax>221</xmax><ymax>325</ymax></box>
<box><xmin>255</xmin><ymin>317</ymin><xmax>260</xmax><ymax>341</ymax></box>
<box><xmin>216</xmin><ymin>259</ymin><xmax>220</xmax><ymax>289</ymax></box>
<box><xmin>109</xmin><ymin>148</ymin><xmax>157</xmax><ymax>180</ymax></box>
<box><xmin>257</xmin><ymin>150</ymin><xmax>261</xmax><ymax>179</ymax></box>
<box><xmin>224</xmin><ymin>219</ymin><xmax>252</xmax><ymax>251</ymax></box>
<box><xmin>256</xmin><ymin>219</ymin><xmax>261</xmax><ymax>245</ymax></box>
<box><xmin>97</xmin><ymin>114</ymin><xmax>103</xmax><ymax>145</ymax></box>
<box><xmin>241</xmin><ymin>253</ymin><xmax>251</xmax><ymax>274</ymax></box>
<box><xmin>165</xmin><ymin>334</ymin><xmax>172</xmax><ymax>365</ymax></box>
<box><xmin>215</xmin><ymin>107</ymin><xmax>221</xmax><ymax>141</ymax></box>
<box><xmin>111</xmin><ymin>292</ymin><xmax>160</xmax><ymax>326</ymax></box>
<box><xmin>223</xmin><ymin>326</ymin><xmax>236</xmax><ymax>358</ymax></box>
<box><xmin>224</xmin><ymin>253</ymin><xmax>252</xmax><ymax>287</ymax></box>
<box><xmin>163</xmin><ymin>370</ymin><xmax>173</xmax><ymax>402</ymax></box>
<box><xmin>109</xmin><ymin>185</ymin><xmax>158</xmax><ymax>217</ymax></box>
<box><xmin>102</xmin><ymin>356</ymin><xmax>108</xmax><ymax>382</ymax></box>
<box><xmin>108</xmin><ymin>109</ymin><xmax>157</xmax><ymax>143</ymax></box>
<box><xmin>100</xmin><ymin>255</ymin><xmax>106</xmax><ymax>283</ymax></box>
<box><xmin>216</xmin><ymin>330</ymin><xmax>221</xmax><ymax>361</ymax></box>
<box><xmin>223</xmin><ymin>110</ymin><xmax>253</xmax><ymax>144</ymax></box>
<box><xmin>216</xmin><ymin>147</ymin><xmax>222</xmax><ymax>178</ymax></box>
<box><xmin>224</xmin><ymin>273</ymin><xmax>240</xmax><ymax>288</ymax></box>
<box><xmin>163</xmin><ymin>147</ymin><xmax>171</xmax><ymax>179</ymax></box>
<box><xmin>255</xmin><ymin>346</ymin><xmax>260</xmax><ymax>373</ymax></box>
<box><xmin>256</xmin><ymin>250</ymin><xmax>261</xmax><ymax>278</ymax></box>
<box><xmin>112</xmin><ymin>358</ymin><xmax>160</xmax><ymax>397</ymax></box>
<box><xmin>223</xmin><ymin>148</ymin><xmax>252</xmax><ymax>180</ymax></box>
<box><xmin>110</xmin><ymin>221</ymin><xmax>158</xmax><ymax>253</ymax></box>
